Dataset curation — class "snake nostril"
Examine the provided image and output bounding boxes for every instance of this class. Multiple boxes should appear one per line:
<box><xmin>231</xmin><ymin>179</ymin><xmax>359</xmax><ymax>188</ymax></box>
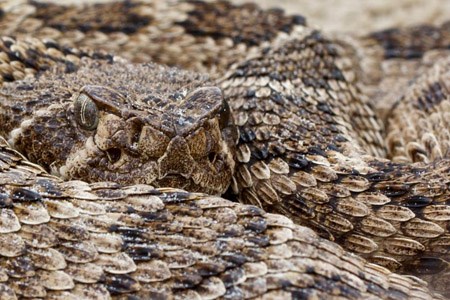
<box><xmin>208</xmin><ymin>152</ymin><xmax>217</xmax><ymax>164</ymax></box>
<box><xmin>106</xmin><ymin>148</ymin><xmax>122</xmax><ymax>164</ymax></box>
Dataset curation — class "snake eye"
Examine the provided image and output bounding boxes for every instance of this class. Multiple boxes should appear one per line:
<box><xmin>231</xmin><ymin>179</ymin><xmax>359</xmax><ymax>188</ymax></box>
<box><xmin>74</xmin><ymin>93</ymin><xmax>99</xmax><ymax>131</ymax></box>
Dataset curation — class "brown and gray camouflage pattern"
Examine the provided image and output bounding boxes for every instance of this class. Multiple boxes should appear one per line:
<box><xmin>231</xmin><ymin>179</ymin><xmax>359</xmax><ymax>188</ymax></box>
<box><xmin>0</xmin><ymin>0</ymin><xmax>448</xmax><ymax>298</ymax></box>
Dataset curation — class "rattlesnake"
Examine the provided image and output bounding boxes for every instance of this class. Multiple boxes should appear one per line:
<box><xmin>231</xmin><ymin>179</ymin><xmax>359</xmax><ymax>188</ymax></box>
<box><xmin>0</xmin><ymin>0</ymin><xmax>449</xmax><ymax>299</ymax></box>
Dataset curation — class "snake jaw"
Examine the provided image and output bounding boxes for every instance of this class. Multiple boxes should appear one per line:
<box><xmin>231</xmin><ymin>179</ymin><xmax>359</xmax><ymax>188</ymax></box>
<box><xmin>61</xmin><ymin>103</ymin><xmax>236</xmax><ymax>194</ymax></box>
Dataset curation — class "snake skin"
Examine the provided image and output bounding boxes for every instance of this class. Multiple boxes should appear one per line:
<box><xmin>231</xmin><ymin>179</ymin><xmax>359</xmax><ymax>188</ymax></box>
<box><xmin>0</xmin><ymin>0</ymin><xmax>449</xmax><ymax>298</ymax></box>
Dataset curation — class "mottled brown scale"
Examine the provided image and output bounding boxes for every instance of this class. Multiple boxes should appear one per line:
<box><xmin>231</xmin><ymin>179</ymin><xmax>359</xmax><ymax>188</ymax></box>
<box><xmin>216</xmin><ymin>22</ymin><xmax>450</xmax><ymax>295</ymax></box>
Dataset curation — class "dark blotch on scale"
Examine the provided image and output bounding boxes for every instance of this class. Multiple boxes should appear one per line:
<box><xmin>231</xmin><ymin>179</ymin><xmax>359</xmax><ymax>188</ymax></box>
<box><xmin>403</xmin><ymin>257</ymin><xmax>447</xmax><ymax>275</ymax></box>
<box><xmin>247</xmin><ymin>235</ymin><xmax>270</xmax><ymax>247</ymax></box>
<box><xmin>246</xmin><ymin>89</ymin><xmax>256</xmax><ymax>98</ymax></box>
<box><xmin>93</xmin><ymin>188</ymin><xmax>127</xmax><ymax>200</ymax></box>
<box><xmin>365</xmin><ymin>172</ymin><xmax>389</xmax><ymax>182</ymax></box>
<box><xmin>292</xmin><ymin>14</ymin><xmax>307</xmax><ymax>26</ymax></box>
<box><xmin>0</xmin><ymin>192</ymin><xmax>11</xmax><ymax>208</ymax></box>
<box><xmin>334</xmin><ymin>134</ymin><xmax>348</xmax><ymax>142</ymax></box>
<box><xmin>380</xmin><ymin>184</ymin><xmax>410</xmax><ymax>197</ymax></box>
<box><xmin>160</xmin><ymin>191</ymin><xmax>192</xmax><ymax>203</ymax></box>
<box><xmin>270</xmin><ymin>144</ymin><xmax>286</xmax><ymax>156</ymax></box>
<box><xmin>108</xmin><ymin>225</ymin><xmax>147</xmax><ymax>241</ymax></box>
<box><xmin>308</xmin><ymin>146</ymin><xmax>327</xmax><ymax>157</ymax></box>
<box><xmin>2</xmin><ymin>72</ymin><xmax>14</xmax><ymax>82</ymax></box>
<box><xmin>139</xmin><ymin>210</ymin><xmax>172</xmax><ymax>222</ymax></box>
<box><xmin>387</xmin><ymin>288</ymin><xmax>409</xmax><ymax>300</ymax></box>
<box><xmin>292</xmin><ymin>289</ymin><xmax>317</xmax><ymax>300</ymax></box>
<box><xmin>287</xmin><ymin>154</ymin><xmax>309</xmax><ymax>170</ymax></box>
<box><xmin>237</xmin><ymin>205</ymin><xmax>265</xmax><ymax>216</ymax></box>
<box><xmin>173</xmin><ymin>271</ymin><xmax>203</xmax><ymax>289</ymax></box>
<box><xmin>326</xmin><ymin>144</ymin><xmax>340</xmax><ymax>152</ymax></box>
<box><xmin>224</xmin><ymin>286</ymin><xmax>244</xmax><ymax>299</ymax></box>
<box><xmin>6</xmin><ymin>256</ymin><xmax>35</xmax><ymax>277</ymax></box>
<box><xmin>365</xmin><ymin>282</ymin><xmax>386</xmax><ymax>298</ymax></box>
<box><xmin>195</xmin><ymin>262</ymin><xmax>226</xmax><ymax>276</ymax></box>
<box><xmin>220</xmin><ymin>225</ymin><xmax>243</xmax><ymax>238</ymax></box>
<box><xmin>251</xmin><ymin>145</ymin><xmax>269</xmax><ymax>160</ymax></box>
<box><xmin>239</xmin><ymin>128</ymin><xmax>256</xmax><ymax>143</ymax></box>
<box><xmin>317</xmin><ymin>102</ymin><xmax>335</xmax><ymax>115</ymax></box>
<box><xmin>404</xmin><ymin>195</ymin><xmax>432</xmax><ymax>208</ymax></box>
<box><xmin>35</xmin><ymin>178</ymin><xmax>65</xmax><ymax>198</ymax></box>
<box><xmin>221</xmin><ymin>252</ymin><xmax>248</xmax><ymax>267</ymax></box>
<box><xmin>329</xmin><ymin>67</ymin><xmax>345</xmax><ymax>81</ymax></box>
<box><xmin>336</xmin><ymin>286</ymin><xmax>362</xmax><ymax>300</ymax></box>
<box><xmin>125</xmin><ymin>244</ymin><xmax>163</xmax><ymax>261</ymax></box>
<box><xmin>65</xmin><ymin>61</ymin><xmax>77</xmax><ymax>73</ymax></box>
<box><xmin>270</xmin><ymin>92</ymin><xmax>285</xmax><ymax>105</ymax></box>
<box><xmin>284</xmin><ymin>195</ymin><xmax>314</xmax><ymax>218</ymax></box>
<box><xmin>414</xmin><ymin>82</ymin><xmax>448</xmax><ymax>112</ymax></box>
<box><xmin>43</xmin><ymin>40</ymin><xmax>62</xmax><ymax>50</ymax></box>
<box><xmin>244</xmin><ymin>217</ymin><xmax>267</xmax><ymax>233</ymax></box>
<box><xmin>220</xmin><ymin>268</ymin><xmax>245</xmax><ymax>287</ymax></box>
<box><xmin>105</xmin><ymin>274</ymin><xmax>140</xmax><ymax>295</ymax></box>
<box><xmin>11</xmin><ymin>188</ymin><xmax>42</xmax><ymax>202</ymax></box>
<box><xmin>16</xmin><ymin>83</ymin><xmax>35</xmax><ymax>91</ymax></box>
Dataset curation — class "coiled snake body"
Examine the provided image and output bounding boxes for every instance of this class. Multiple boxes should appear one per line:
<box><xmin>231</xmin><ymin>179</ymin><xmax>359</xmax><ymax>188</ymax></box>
<box><xmin>0</xmin><ymin>0</ymin><xmax>448</xmax><ymax>299</ymax></box>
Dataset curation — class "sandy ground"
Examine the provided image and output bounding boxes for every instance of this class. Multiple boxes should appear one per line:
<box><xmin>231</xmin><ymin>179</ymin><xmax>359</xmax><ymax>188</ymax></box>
<box><xmin>48</xmin><ymin>0</ymin><xmax>450</xmax><ymax>34</ymax></box>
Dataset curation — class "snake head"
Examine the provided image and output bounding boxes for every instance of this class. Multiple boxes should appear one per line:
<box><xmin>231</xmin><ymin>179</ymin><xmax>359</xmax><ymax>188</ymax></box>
<box><xmin>7</xmin><ymin>60</ymin><xmax>237</xmax><ymax>195</ymax></box>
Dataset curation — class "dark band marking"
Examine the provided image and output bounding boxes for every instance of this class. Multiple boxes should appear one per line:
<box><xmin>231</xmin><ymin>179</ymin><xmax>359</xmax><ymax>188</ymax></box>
<box><xmin>30</xmin><ymin>1</ymin><xmax>151</xmax><ymax>34</ymax></box>
<box><xmin>178</xmin><ymin>0</ymin><xmax>306</xmax><ymax>46</ymax></box>
<box><xmin>413</xmin><ymin>81</ymin><xmax>448</xmax><ymax>112</ymax></box>
<box><xmin>369</xmin><ymin>22</ymin><xmax>450</xmax><ymax>59</ymax></box>
<box><xmin>11</xmin><ymin>187</ymin><xmax>42</xmax><ymax>202</ymax></box>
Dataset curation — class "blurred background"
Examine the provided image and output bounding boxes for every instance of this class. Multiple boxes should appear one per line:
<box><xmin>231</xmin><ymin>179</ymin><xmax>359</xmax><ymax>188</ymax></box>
<box><xmin>231</xmin><ymin>0</ymin><xmax>450</xmax><ymax>34</ymax></box>
<box><xmin>50</xmin><ymin>0</ymin><xmax>450</xmax><ymax>34</ymax></box>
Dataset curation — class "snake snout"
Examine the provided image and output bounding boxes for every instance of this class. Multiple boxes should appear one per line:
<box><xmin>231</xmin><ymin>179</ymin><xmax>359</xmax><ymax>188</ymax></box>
<box><xmin>157</xmin><ymin>136</ymin><xmax>195</xmax><ymax>179</ymax></box>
